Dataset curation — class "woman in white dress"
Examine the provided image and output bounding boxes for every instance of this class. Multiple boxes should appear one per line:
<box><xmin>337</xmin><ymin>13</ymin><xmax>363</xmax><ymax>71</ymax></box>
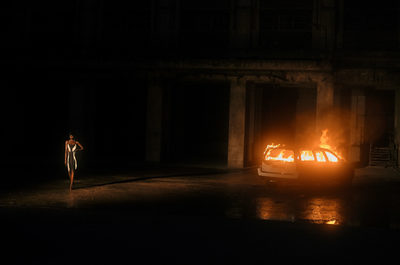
<box><xmin>65</xmin><ymin>133</ymin><xmax>84</xmax><ymax>191</ymax></box>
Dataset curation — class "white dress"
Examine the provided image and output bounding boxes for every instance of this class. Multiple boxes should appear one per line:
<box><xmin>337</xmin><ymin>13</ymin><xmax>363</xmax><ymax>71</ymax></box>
<box><xmin>67</xmin><ymin>143</ymin><xmax>78</xmax><ymax>172</ymax></box>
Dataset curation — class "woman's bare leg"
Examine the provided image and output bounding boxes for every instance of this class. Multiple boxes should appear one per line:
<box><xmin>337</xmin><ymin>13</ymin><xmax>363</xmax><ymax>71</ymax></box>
<box><xmin>69</xmin><ymin>170</ymin><xmax>74</xmax><ymax>191</ymax></box>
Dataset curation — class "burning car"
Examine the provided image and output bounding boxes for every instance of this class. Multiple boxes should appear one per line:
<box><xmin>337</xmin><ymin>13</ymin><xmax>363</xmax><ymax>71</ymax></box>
<box><xmin>257</xmin><ymin>143</ymin><xmax>354</xmax><ymax>186</ymax></box>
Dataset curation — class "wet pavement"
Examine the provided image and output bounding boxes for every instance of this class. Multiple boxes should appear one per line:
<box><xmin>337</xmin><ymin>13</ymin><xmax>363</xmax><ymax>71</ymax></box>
<box><xmin>2</xmin><ymin>166</ymin><xmax>400</xmax><ymax>264</ymax></box>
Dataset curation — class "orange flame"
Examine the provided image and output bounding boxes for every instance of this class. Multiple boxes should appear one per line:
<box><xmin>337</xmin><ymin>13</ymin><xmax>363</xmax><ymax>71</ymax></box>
<box><xmin>263</xmin><ymin>129</ymin><xmax>342</xmax><ymax>163</ymax></box>
<box><xmin>264</xmin><ymin>144</ymin><xmax>294</xmax><ymax>162</ymax></box>
<box><xmin>300</xmin><ymin>150</ymin><xmax>314</xmax><ymax>161</ymax></box>
<box><xmin>319</xmin><ymin>129</ymin><xmax>342</xmax><ymax>161</ymax></box>
<box><xmin>315</xmin><ymin>151</ymin><xmax>326</xmax><ymax>162</ymax></box>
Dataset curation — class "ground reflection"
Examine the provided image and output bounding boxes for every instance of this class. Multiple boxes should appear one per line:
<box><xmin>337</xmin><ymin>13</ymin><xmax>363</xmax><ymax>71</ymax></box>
<box><xmin>255</xmin><ymin>196</ymin><xmax>345</xmax><ymax>225</ymax></box>
<box><xmin>66</xmin><ymin>192</ymin><xmax>77</xmax><ymax>208</ymax></box>
<box><xmin>299</xmin><ymin>197</ymin><xmax>343</xmax><ymax>225</ymax></box>
<box><xmin>256</xmin><ymin>198</ymin><xmax>295</xmax><ymax>222</ymax></box>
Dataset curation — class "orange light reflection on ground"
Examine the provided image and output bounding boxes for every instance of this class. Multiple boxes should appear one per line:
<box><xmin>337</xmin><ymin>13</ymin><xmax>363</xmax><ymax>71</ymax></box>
<box><xmin>301</xmin><ymin>198</ymin><xmax>342</xmax><ymax>225</ymax></box>
<box><xmin>256</xmin><ymin>197</ymin><xmax>342</xmax><ymax>226</ymax></box>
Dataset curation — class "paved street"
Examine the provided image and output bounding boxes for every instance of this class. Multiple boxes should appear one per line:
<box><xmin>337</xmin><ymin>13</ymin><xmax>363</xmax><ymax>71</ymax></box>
<box><xmin>2</xmin><ymin>166</ymin><xmax>400</xmax><ymax>264</ymax></box>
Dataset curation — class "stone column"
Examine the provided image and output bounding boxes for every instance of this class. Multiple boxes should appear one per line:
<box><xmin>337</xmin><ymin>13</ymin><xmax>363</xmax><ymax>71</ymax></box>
<box><xmin>153</xmin><ymin>0</ymin><xmax>177</xmax><ymax>49</ymax></box>
<box><xmin>312</xmin><ymin>0</ymin><xmax>336</xmax><ymax>51</ymax></box>
<box><xmin>145</xmin><ymin>79</ymin><xmax>163</xmax><ymax>162</ymax></box>
<box><xmin>321</xmin><ymin>0</ymin><xmax>336</xmax><ymax>51</ymax></box>
<box><xmin>228</xmin><ymin>78</ymin><xmax>246</xmax><ymax>168</ymax></box>
<box><xmin>311</xmin><ymin>0</ymin><xmax>321</xmax><ymax>49</ymax></box>
<box><xmin>336</xmin><ymin>0</ymin><xmax>344</xmax><ymax>49</ymax></box>
<box><xmin>230</xmin><ymin>0</ymin><xmax>252</xmax><ymax>49</ymax></box>
<box><xmin>349</xmin><ymin>88</ymin><xmax>366</xmax><ymax>163</ymax></box>
<box><xmin>316</xmin><ymin>76</ymin><xmax>334</xmax><ymax>131</ymax></box>
<box><xmin>394</xmin><ymin>87</ymin><xmax>400</xmax><ymax>165</ymax></box>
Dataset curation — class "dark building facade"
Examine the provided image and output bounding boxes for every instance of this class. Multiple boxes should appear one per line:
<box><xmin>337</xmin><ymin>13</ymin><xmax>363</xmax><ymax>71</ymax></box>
<box><xmin>142</xmin><ymin>0</ymin><xmax>400</xmax><ymax>168</ymax></box>
<box><xmin>2</xmin><ymin>0</ymin><xmax>400</xmax><ymax>170</ymax></box>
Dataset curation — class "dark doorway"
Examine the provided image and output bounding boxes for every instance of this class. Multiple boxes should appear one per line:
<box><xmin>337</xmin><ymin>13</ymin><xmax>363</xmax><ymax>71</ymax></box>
<box><xmin>245</xmin><ymin>83</ymin><xmax>316</xmax><ymax>166</ymax></box>
<box><xmin>163</xmin><ymin>81</ymin><xmax>230</xmax><ymax>166</ymax></box>
<box><xmin>365</xmin><ymin>89</ymin><xmax>395</xmax><ymax>147</ymax></box>
<box><xmin>260</xmin><ymin>85</ymin><xmax>298</xmax><ymax>146</ymax></box>
<box><xmin>245</xmin><ymin>84</ymin><xmax>298</xmax><ymax>166</ymax></box>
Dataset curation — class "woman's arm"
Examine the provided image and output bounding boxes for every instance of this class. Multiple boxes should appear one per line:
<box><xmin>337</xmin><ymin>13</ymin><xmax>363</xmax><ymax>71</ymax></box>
<box><xmin>76</xmin><ymin>141</ymin><xmax>84</xmax><ymax>151</ymax></box>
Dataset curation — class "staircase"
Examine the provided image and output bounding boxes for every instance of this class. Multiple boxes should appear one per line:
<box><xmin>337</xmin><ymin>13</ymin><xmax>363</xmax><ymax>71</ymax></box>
<box><xmin>369</xmin><ymin>146</ymin><xmax>395</xmax><ymax>167</ymax></box>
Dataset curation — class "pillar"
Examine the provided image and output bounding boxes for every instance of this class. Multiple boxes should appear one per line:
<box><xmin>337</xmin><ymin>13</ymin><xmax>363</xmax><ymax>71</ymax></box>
<box><xmin>336</xmin><ymin>0</ymin><xmax>344</xmax><ymax>49</ymax></box>
<box><xmin>230</xmin><ymin>0</ymin><xmax>252</xmax><ymax>49</ymax></box>
<box><xmin>228</xmin><ymin>78</ymin><xmax>246</xmax><ymax>168</ymax></box>
<box><xmin>244</xmin><ymin>83</ymin><xmax>256</xmax><ymax>165</ymax></box>
<box><xmin>316</xmin><ymin>77</ymin><xmax>334</xmax><ymax>131</ymax></box>
<box><xmin>349</xmin><ymin>88</ymin><xmax>366</xmax><ymax>163</ymax></box>
<box><xmin>394</xmin><ymin>87</ymin><xmax>400</xmax><ymax>166</ymax></box>
<box><xmin>321</xmin><ymin>0</ymin><xmax>336</xmax><ymax>51</ymax></box>
<box><xmin>312</xmin><ymin>0</ymin><xmax>337</xmax><ymax>51</ymax></box>
<box><xmin>145</xmin><ymin>79</ymin><xmax>163</xmax><ymax>162</ymax></box>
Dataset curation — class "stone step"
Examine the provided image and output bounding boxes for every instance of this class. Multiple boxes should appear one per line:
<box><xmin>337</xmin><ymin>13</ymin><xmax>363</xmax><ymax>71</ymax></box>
<box><xmin>370</xmin><ymin>155</ymin><xmax>391</xmax><ymax>159</ymax></box>
<box><xmin>371</xmin><ymin>150</ymin><xmax>391</xmax><ymax>153</ymax></box>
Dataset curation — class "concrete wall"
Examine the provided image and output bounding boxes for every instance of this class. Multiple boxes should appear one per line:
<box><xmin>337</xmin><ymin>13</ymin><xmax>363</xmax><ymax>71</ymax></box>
<box><xmin>349</xmin><ymin>88</ymin><xmax>366</xmax><ymax>163</ymax></box>
<box><xmin>316</xmin><ymin>77</ymin><xmax>334</xmax><ymax>131</ymax></box>
<box><xmin>227</xmin><ymin>78</ymin><xmax>247</xmax><ymax>168</ymax></box>
<box><xmin>395</xmin><ymin>88</ymin><xmax>400</xmax><ymax>166</ymax></box>
<box><xmin>144</xmin><ymin>65</ymin><xmax>400</xmax><ymax>168</ymax></box>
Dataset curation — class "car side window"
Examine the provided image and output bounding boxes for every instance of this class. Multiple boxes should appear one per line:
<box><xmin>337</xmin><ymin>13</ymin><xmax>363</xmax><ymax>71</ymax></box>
<box><xmin>324</xmin><ymin>151</ymin><xmax>339</xmax><ymax>162</ymax></box>
<box><xmin>300</xmin><ymin>150</ymin><xmax>314</xmax><ymax>161</ymax></box>
<box><xmin>314</xmin><ymin>151</ymin><xmax>326</xmax><ymax>162</ymax></box>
